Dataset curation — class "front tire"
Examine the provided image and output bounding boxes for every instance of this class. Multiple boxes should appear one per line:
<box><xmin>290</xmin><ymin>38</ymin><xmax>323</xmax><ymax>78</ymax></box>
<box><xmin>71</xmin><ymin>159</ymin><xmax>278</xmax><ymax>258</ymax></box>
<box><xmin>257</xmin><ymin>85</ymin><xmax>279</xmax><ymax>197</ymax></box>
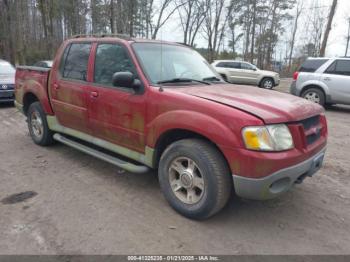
<box><xmin>27</xmin><ymin>102</ymin><xmax>54</xmax><ymax>146</ymax></box>
<box><xmin>158</xmin><ymin>139</ymin><xmax>232</xmax><ymax>219</ymax></box>
<box><xmin>260</xmin><ymin>78</ymin><xmax>275</xmax><ymax>89</ymax></box>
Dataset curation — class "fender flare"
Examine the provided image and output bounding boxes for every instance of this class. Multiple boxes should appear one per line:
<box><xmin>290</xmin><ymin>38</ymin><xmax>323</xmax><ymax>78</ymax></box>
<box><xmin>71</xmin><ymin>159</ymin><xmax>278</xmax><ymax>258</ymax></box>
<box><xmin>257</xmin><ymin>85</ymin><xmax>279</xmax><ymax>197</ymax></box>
<box><xmin>146</xmin><ymin>110</ymin><xmax>241</xmax><ymax>149</ymax></box>
<box><xmin>21</xmin><ymin>79</ymin><xmax>54</xmax><ymax>115</ymax></box>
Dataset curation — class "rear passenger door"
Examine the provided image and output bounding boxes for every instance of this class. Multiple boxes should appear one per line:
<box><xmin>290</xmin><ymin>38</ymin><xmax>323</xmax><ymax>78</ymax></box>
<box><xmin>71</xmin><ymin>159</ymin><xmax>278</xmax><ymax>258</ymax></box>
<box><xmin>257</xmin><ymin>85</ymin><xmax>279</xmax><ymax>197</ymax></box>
<box><xmin>86</xmin><ymin>43</ymin><xmax>147</xmax><ymax>152</ymax></box>
<box><xmin>50</xmin><ymin>43</ymin><xmax>93</xmax><ymax>134</ymax></box>
<box><xmin>322</xmin><ymin>60</ymin><xmax>350</xmax><ymax>104</ymax></box>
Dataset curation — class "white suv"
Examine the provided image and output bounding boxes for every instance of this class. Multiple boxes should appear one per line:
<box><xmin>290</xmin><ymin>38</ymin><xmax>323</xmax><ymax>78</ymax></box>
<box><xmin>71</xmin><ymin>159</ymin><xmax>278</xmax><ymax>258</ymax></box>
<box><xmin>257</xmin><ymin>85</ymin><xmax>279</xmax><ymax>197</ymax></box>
<box><xmin>212</xmin><ymin>60</ymin><xmax>280</xmax><ymax>89</ymax></box>
<box><xmin>290</xmin><ymin>57</ymin><xmax>350</xmax><ymax>107</ymax></box>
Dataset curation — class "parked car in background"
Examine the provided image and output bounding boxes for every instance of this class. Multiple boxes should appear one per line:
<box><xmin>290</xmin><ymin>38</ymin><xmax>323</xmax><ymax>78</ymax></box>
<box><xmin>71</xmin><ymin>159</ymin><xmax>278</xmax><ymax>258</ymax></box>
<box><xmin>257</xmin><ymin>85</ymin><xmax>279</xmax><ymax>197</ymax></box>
<box><xmin>15</xmin><ymin>36</ymin><xmax>327</xmax><ymax>219</ymax></box>
<box><xmin>0</xmin><ymin>59</ymin><xmax>16</xmax><ymax>103</ymax></box>
<box><xmin>33</xmin><ymin>60</ymin><xmax>53</xmax><ymax>68</ymax></box>
<box><xmin>291</xmin><ymin>57</ymin><xmax>350</xmax><ymax>107</ymax></box>
<box><xmin>212</xmin><ymin>60</ymin><xmax>280</xmax><ymax>89</ymax></box>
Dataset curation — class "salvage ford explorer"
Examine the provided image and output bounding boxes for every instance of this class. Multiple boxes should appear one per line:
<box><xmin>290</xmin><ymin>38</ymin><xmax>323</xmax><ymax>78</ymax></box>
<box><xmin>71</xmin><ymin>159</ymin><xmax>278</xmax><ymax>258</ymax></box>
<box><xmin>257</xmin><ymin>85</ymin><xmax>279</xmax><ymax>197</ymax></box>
<box><xmin>14</xmin><ymin>35</ymin><xmax>327</xmax><ymax>219</ymax></box>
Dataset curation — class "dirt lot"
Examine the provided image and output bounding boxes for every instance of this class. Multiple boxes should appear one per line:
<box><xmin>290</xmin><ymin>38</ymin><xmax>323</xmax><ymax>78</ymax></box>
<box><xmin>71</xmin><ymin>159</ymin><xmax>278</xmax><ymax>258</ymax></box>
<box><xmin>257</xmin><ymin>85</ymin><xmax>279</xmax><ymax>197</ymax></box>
<box><xmin>0</xmin><ymin>79</ymin><xmax>349</xmax><ymax>255</ymax></box>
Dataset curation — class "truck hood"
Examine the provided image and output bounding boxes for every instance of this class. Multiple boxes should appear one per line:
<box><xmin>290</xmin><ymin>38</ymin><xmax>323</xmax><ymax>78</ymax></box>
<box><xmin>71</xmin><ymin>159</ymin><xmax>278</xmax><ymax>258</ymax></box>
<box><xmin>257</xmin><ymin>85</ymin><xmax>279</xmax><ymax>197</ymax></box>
<box><xmin>0</xmin><ymin>73</ymin><xmax>15</xmax><ymax>84</ymax></box>
<box><xmin>171</xmin><ymin>84</ymin><xmax>324</xmax><ymax>124</ymax></box>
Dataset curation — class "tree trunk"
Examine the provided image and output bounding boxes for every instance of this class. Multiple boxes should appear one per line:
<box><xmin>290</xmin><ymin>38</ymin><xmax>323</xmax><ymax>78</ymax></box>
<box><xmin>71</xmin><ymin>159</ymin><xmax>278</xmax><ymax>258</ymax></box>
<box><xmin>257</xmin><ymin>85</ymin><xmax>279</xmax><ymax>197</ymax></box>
<box><xmin>320</xmin><ymin>0</ymin><xmax>338</xmax><ymax>57</ymax></box>
<box><xmin>250</xmin><ymin>0</ymin><xmax>256</xmax><ymax>64</ymax></box>
<box><xmin>345</xmin><ymin>18</ymin><xmax>350</xmax><ymax>56</ymax></box>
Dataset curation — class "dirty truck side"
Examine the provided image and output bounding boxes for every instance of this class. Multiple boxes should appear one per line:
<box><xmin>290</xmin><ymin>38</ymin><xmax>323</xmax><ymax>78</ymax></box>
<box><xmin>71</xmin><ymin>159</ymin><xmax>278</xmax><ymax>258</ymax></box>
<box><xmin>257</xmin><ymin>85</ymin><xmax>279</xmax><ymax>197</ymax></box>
<box><xmin>15</xmin><ymin>36</ymin><xmax>328</xmax><ymax>219</ymax></box>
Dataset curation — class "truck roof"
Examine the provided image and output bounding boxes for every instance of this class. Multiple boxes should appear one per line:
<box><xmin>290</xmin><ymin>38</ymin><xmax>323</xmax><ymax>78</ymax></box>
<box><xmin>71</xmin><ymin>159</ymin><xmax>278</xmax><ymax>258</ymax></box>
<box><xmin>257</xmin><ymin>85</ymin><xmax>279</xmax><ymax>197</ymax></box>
<box><xmin>68</xmin><ymin>34</ymin><xmax>185</xmax><ymax>46</ymax></box>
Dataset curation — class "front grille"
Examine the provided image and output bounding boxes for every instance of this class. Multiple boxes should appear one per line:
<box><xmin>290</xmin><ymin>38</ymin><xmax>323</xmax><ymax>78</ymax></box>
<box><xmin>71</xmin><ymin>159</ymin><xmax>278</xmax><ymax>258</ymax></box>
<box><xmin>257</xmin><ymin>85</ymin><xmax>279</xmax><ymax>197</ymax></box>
<box><xmin>0</xmin><ymin>84</ymin><xmax>14</xmax><ymax>90</ymax></box>
<box><xmin>0</xmin><ymin>90</ymin><xmax>14</xmax><ymax>98</ymax></box>
<box><xmin>300</xmin><ymin>115</ymin><xmax>322</xmax><ymax>146</ymax></box>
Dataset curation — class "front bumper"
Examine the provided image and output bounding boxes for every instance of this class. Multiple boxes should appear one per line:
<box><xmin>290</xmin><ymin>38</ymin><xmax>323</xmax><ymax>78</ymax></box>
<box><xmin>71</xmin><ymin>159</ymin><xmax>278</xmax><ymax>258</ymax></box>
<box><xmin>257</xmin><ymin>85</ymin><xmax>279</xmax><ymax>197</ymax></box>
<box><xmin>274</xmin><ymin>77</ymin><xmax>280</xmax><ymax>86</ymax></box>
<box><xmin>0</xmin><ymin>89</ymin><xmax>15</xmax><ymax>102</ymax></box>
<box><xmin>232</xmin><ymin>147</ymin><xmax>326</xmax><ymax>200</ymax></box>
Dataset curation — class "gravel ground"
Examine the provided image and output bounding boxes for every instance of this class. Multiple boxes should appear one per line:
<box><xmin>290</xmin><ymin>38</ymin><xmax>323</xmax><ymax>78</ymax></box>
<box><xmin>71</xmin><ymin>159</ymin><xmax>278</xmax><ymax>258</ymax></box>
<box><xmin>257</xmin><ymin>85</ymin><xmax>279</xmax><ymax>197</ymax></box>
<box><xmin>0</xmin><ymin>80</ymin><xmax>349</xmax><ymax>255</ymax></box>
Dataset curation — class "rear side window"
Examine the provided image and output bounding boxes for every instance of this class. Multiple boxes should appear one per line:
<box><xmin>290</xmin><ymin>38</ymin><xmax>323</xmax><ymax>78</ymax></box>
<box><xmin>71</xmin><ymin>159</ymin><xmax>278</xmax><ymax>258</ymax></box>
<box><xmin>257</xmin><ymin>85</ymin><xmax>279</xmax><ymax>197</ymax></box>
<box><xmin>299</xmin><ymin>59</ymin><xmax>329</xmax><ymax>72</ymax></box>
<box><xmin>216</xmin><ymin>62</ymin><xmax>240</xmax><ymax>69</ymax></box>
<box><xmin>94</xmin><ymin>44</ymin><xmax>136</xmax><ymax>86</ymax></box>
<box><xmin>216</xmin><ymin>62</ymin><xmax>227</xmax><ymax>67</ymax></box>
<box><xmin>61</xmin><ymin>43</ymin><xmax>91</xmax><ymax>81</ymax></box>
<box><xmin>325</xmin><ymin>60</ymin><xmax>350</xmax><ymax>76</ymax></box>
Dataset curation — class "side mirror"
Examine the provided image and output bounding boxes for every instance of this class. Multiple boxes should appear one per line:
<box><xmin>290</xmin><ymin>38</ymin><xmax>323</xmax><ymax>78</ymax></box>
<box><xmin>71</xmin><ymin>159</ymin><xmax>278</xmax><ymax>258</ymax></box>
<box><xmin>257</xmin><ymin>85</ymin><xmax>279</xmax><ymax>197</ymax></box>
<box><xmin>112</xmin><ymin>72</ymin><xmax>141</xmax><ymax>91</ymax></box>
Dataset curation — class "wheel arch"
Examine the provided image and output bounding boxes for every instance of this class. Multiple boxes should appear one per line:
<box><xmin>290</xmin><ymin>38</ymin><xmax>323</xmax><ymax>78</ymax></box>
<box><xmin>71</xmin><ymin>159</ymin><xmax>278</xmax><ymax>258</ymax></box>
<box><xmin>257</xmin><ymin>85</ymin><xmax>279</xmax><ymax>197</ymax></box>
<box><xmin>300</xmin><ymin>84</ymin><xmax>329</xmax><ymax>103</ymax></box>
<box><xmin>23</xmin><ymin>92</ymin><xmax>39</xmax><ymax>116</ymax></box>
<box><xmin>153</xmin><ymin>128</ymin><xmax>231</xmax><ymax>170</ymax></box>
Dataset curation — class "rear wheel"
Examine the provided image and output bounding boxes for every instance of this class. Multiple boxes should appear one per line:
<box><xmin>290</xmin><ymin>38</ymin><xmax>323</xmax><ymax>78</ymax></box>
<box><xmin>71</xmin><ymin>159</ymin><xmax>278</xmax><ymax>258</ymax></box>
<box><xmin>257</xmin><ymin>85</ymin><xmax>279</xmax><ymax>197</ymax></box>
<box><xmin>27</xmin><ymin>102</ymin><xmax>54</xmax><ymax>146</ymax></box>
<box><xmin>158</xmin><ymin>139</ymin><xmax>232</xmax><ymax>219</ymax></box>
<box><xmin>220</xmin><ymin>74</ymin><xmax>228</xmax><ymax>82</ymax></box>
<box><xmin>301</xmin><ymin>88</ymin><xmax>325</xmax><ymax>106</ymax></box>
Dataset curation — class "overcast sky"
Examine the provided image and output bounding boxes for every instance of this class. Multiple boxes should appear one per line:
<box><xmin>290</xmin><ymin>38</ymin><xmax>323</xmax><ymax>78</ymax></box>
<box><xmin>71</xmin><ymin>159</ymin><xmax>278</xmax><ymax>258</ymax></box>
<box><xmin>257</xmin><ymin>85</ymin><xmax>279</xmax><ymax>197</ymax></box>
<box><xmin>158</xmin><ymin>0</ymin><xmax>350</xmax><ymax>59</ymax></box>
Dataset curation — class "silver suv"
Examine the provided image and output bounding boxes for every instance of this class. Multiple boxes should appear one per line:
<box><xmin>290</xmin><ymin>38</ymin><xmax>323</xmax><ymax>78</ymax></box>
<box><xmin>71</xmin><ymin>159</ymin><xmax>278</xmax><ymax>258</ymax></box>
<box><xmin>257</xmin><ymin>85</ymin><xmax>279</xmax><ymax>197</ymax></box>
<box><xmin>212</xmin><ymin>60</ymin><xmax>280</xmax><ymax>89</ymax></box>
<box><xmin>290</xmin><ymin>57</ymin><xmax>350</xmax><ymax>106</ymax></box>
<box><xmin>0</xmin><ymin>59</ymin><xmax>16</xmax><ymax>103</ymax></box>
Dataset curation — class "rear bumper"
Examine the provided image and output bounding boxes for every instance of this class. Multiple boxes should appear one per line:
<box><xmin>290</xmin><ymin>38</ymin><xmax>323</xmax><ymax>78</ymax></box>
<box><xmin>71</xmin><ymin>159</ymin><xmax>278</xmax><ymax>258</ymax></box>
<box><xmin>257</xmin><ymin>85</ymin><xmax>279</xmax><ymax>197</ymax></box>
<box><xmin>232</xmin><ymin>147</ymin><xmax>326</xmax><ymax>200</ymax></box>
<box><xmin>290</xmin><ymin>81</ymin><xmax>299</xmax><ymax>96</ymax></box>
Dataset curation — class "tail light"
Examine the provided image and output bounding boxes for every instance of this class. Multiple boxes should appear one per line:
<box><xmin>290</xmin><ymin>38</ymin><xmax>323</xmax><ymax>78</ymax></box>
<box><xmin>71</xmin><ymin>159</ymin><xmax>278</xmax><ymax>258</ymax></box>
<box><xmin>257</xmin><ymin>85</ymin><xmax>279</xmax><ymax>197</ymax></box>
<box><xmin>293</xmin><ymin>72</ymin><xmax>299</xmax><ymax>81</ymax></box>
<box><xmin>320</xmin><ymin>114</ymin><xmax>328</xmax><ymax>137</ymax></box>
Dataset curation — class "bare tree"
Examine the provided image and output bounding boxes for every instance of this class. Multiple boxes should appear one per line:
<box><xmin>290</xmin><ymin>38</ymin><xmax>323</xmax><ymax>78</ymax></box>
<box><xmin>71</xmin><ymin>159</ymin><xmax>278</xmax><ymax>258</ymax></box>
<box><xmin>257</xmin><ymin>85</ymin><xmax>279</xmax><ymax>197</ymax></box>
<box><xmin>288</xmin><ymin>0</ymin><xmax>303</xmax><ymax>70</ymax></box>
<box><xmin>202</xmin><ymin>0</ymin><xmax>228</xmax><ymax>62</ymax></box>
<box><xmin>151</xmin><ymin>0</ymin><xmax>184</xmax><ymax>39</ymax></box>
<box><xmin>177</xmin><ymin>0</ymin><xmax>206</xmax><ymax>46</ymax></box>
<box><xmin>345</xmin><ymin>17</ymin><xmax>350</xmax><ymax>56</ymax></box>
<box><xmin>320</xmin><ymin>0</ymin><xmax>338</xmax><ymax>57</ymax></box>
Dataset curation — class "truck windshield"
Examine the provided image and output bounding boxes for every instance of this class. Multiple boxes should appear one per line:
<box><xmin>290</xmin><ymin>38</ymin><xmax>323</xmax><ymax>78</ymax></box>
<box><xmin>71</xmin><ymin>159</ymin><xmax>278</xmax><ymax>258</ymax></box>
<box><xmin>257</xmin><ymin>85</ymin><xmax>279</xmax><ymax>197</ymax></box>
<box><xmin>132</xmin><ymin>43</ymin><xmax>221</xmax><ymax>85</ymax></box>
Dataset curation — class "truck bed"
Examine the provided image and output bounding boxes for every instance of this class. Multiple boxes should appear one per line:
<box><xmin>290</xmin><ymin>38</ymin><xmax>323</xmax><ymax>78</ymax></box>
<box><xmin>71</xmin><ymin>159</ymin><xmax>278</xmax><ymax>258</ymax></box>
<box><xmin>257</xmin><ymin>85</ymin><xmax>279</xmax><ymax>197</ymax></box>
<box><xmin>15</xmin><ymin>66</ymin><xmax>53</xmax><ymax>115</ymax></box>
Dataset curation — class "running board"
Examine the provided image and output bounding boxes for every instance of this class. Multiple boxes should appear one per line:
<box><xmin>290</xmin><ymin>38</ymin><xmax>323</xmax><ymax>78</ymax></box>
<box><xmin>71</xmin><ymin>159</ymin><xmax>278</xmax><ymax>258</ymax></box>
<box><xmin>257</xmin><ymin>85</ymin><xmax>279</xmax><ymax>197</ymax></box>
<box><xmin>53</xmin><ymin>133</ymin><xmax>149</xmax><ymax>174</ymax></box>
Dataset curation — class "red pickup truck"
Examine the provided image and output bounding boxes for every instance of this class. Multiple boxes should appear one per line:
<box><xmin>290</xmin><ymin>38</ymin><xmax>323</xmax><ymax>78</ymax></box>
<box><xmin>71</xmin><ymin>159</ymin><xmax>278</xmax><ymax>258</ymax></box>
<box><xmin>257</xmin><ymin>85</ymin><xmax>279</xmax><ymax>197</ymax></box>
<box><xmin>15</xmin><ymin>35</ymin><xmax>327</xmax><ymax>219</ymax></box>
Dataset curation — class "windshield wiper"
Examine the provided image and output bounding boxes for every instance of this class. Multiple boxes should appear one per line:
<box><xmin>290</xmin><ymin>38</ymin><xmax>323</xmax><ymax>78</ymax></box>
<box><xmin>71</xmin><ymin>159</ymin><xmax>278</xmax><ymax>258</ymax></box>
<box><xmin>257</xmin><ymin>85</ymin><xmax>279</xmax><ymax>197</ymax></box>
<box><xmin>157</xmin><ymin>78</ymin><xmax>211</xmax><ymax>85</ymax></box>
<box><xmin>202</xmin><ymin>76</ymin><xmax>222</xmax><ymax>82</ymax></box>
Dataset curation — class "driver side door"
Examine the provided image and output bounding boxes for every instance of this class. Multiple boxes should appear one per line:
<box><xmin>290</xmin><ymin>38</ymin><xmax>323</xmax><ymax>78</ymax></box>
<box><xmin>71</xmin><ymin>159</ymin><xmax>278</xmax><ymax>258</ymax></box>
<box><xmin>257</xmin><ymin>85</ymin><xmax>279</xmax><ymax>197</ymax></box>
<box><xmin>86</xmin><ymin>43</ymin><xmax>147</xmax><ymax>153</ymax></box>
<box><xmin>240</xmin><ymin>62</ymin><xmax>259</xmax><ymax>85</ymax></box>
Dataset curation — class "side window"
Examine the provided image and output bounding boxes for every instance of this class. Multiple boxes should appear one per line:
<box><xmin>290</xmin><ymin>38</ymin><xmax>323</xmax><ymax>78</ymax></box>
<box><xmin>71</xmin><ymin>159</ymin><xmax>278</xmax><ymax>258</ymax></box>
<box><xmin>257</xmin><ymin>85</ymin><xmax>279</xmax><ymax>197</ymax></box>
<box><xmin>94</xmin><ymin>44</ymin><xmax>136</xmax><ymax>86</ymax></box>
<box><xmin>230</xmin><ymin>62</ymin><xmax>241</xmax><ymax>69</ymax></box>
<box><xmin>299</xmin><ymin>59</ymin><xmax>329</xmax><ymax>72</ymax></box>
<box><xmin>216</xmin><ymin>62</ymin><xmax>226</xmax><ymax>67</ymax></box>
<box><xmin>241</xmin><ymin>63</ymin><xmax>253</xmax><ymax>70</ymax></box>
<box><xmin>325</xmin><ymin>62</ymin><xmax>336</xmax><ymax>74</ymax></box>
<box><xmin>325</xmin><ymin>60</ymin><xmax>350</xmax><ymax>76</ymax></box>
<box><xmin>62</xmin><ymin>43</ymin><xmax>91</xmax><ymax>81</ymax></box>
<box><xmin>335</xmin><ymin>60</ymin><xmax>350</xmax><ymax>76</ymax></box>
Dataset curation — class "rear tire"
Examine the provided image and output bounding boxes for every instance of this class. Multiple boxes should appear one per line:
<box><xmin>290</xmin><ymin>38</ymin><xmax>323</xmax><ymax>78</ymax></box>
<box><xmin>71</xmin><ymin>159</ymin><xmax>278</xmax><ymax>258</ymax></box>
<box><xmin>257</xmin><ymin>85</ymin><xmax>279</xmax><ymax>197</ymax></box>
<box><xmin>220</xmin><ymin>74</ymin><xmax>228</xmax><ymax>82</ymax></box>
<box><xmin>301</xmin><ymin>88</ymin><xmax>325</xmax><ymax>107</ymax></box>
<box><xmin>27</xmin><ymin>102</ymin><xmax>54</xmax><ymax>146</ymax></box>
<box><xmin>158</xmin><ymin>139</ymin><xmax>232</xmax><ymax>219</ymax></box>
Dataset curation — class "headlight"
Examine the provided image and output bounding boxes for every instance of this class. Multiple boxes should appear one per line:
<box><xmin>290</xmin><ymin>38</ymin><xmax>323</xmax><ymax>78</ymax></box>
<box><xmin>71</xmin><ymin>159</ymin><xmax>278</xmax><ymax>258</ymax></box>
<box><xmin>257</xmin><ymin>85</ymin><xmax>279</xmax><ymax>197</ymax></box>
<box><xmin>242</xmin><ymin>124</ymin><xmax>294</xmax><ymax>151</ymax></box>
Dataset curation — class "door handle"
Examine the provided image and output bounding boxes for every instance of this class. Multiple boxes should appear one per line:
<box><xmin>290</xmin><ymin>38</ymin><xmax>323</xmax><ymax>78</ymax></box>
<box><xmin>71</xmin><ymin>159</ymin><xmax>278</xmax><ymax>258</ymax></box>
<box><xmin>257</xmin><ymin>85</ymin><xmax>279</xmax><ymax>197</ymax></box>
<box><xmin>90</xmin><ymin>91</ymin><xmax>99</xmax><ymax>98</ymax></box>
<box><xmin>324</xmin><ymin>77</ymin><xmax>331</xmax><ymax>81</ymax></box>
<box><xmin>53</xmin><ymin>83</ymin><xmax>60</xmax><ymax>90</ymax></box>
